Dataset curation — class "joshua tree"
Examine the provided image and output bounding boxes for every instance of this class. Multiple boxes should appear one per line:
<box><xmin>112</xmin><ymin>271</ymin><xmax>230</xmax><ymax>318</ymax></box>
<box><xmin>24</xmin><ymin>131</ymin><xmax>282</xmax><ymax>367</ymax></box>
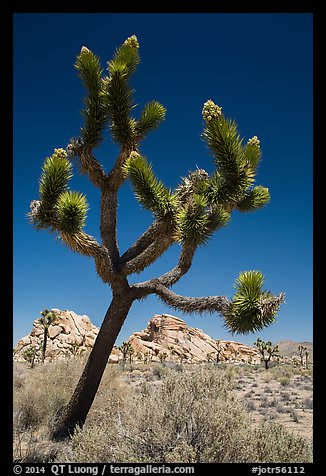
<box><xmin>38</xmin><ymin>309</ymin><xmax>57</xmax><ymax>363</ymax></box>
<box><xmin>206</xmin><ymin>352</ymin><xmax>214</xmax><ymax>363</ymax></box>
<box><xmin>28</xmin><ymin>35</ymin><xmax>285</xmax><ymax>439</ymax></box>
<box><xmin>158</xmin><ymin>351</ymin><xmax>168</xmax><ymax>367</ymax></box>
<box><xmin>144</xmin><ymin>350</ymin><xmax>153</xmax><ymax>365</ymax></box>
<box><xmin>136</xmin><ymin>351</ymin><xmax>143</xmax><ymax>363</ymax></box>
<box><xmin>118</xmin><ymin>341</ymin><xmax>133</xmax><ymax>371</ymax></box>
<box><xmin>305</xmin><ymin>350</ymin><xmax>310</xmax><ymax>369</ymax></box>
<box><xmin>215</xmin><ymin>339</ymin><xmax>224</xmax><ymax>364</ymax></box>
<box><xmin>22</xmin><ymin>345</ymin><xmax>36</xmax><ymax>367</ymax></box>
<box><xmin>167</xmin><ymin>345</ymin><xmax>175</xmax><ymax>362</ymax></box>
<box><xmin>298</xmin><ymin>344</ymin><xmax>307</xmax><ymax>366</ymax></box>
<box><xmin>128</xmin><ymin>344</ymin><xmax>134</xmax><ymax>366</ymax></box>
<box><xmin>254</xmin><ymin>338</ymin><xmax>280</xmax><ymax>370</ymax></box>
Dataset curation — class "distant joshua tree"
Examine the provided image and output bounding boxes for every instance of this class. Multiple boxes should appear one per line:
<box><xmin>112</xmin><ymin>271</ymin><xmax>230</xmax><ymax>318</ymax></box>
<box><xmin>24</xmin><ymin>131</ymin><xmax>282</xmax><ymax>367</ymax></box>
<box><xmin>254</xmin><ymin>338</ymin><xmax>280</xmax><ymax>370</ymax></box>
<box><xmin>38</xmin><ymin>309</ymin><xmax>57</xmax><ymax>363</ymax></box>
<box><xmin>167</xmin><ymin>346</ymin><xmax>175</xmax><ymax>362</ymax></box>
<box><xmin>304</xmin><ymin>350</ymin><xmax>310</xmax><ymax>369</ymax></box>
<box><xmin>206</xmin><ymin>352</ymin><xmax>214</xmax><ymax>363</ymax></box>
<box><xmin>144</xmin><ymin>350</ymin><xmax>153</xmax><ymax>365</ymax></box>
<box><xmin>118</xmin><ymin>341</ymin><xmax>133</xmax><ymax>370</ymax></box>
<box><xmin>22</xmin><ymin>346</ymin><xmax>36</xmax><ymax>367</ymax></box>
<box><xmin>298</xmin><ymin>345</ymin><xmax>308</xmax><ymax>367</ymax></box>
<box><xmin>215</xmin><ymin>339</ymin><xmax>224</xmax><ymax>364</ymax></box>
<box><xmin>28</xmin><ymin>35</ymin><xmax>285</xmax><ymax>439</ymax></box>
<box><xmin>158</xmin><ymin>352</ymin><xmax>168</xmax><ymax>366</ymax></box>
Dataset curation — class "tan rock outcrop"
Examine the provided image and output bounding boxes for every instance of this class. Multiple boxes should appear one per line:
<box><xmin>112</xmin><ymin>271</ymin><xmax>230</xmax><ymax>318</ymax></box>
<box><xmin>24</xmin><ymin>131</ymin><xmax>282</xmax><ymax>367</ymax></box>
<box><xmin>14</xmin><ymin>311</ymin><xmax>260</xmax><ymax>365</ymax></box>
<box><xmin>126</xmin><ymin>314</ymin><xmax>260</xmax><ymax>364</ymax></box>
<box><xmin>14</xmin><ymin>309</ymin><xmax>100</xmax><ymax>363</ymax></box>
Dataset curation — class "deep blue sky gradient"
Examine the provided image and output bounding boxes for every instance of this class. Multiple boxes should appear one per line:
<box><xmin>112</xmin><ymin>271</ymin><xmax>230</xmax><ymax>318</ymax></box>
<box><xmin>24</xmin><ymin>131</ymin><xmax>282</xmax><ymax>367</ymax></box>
<box><xmin>13</xmin><ymin>13</ymin><xmax>313</xmax><ymax>347</ymax></box>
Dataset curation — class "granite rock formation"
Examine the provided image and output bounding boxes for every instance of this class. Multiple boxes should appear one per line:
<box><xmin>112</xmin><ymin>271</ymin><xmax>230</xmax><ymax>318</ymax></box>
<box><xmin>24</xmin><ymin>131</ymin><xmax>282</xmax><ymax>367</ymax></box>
<box><xmin>14</xmin><ymin>311</ymin><xmax>260</xmax><ymax>364</ymax></box>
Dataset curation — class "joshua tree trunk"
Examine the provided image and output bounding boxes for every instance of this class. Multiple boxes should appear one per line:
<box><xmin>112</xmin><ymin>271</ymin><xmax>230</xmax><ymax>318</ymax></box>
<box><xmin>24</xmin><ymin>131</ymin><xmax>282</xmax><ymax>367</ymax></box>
<box><xmin>264</xmin><ymin>359</ymin><xmax>269</xmax><ymax>370</ymax></box>
<box><xmin>41</xmin><ymin>327</ymin><xmax>48</xmax><ymax>363</ymax></box>
<box><xmin>51</xmin><ymin>292</ymin><xmax>133</xmax><ymax>440</ymax></box>
<box><xmin>31</xmin><ymin>346</ymin><xmax>37</xmax><ymax>369</ymax></box>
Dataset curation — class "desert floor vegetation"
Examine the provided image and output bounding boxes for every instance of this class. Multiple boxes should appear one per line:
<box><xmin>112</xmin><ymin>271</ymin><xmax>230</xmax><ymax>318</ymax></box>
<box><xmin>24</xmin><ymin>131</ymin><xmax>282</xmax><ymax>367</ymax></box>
<box><xmin>13</xmin><ymin>356</ymin><xmax>312</xmax><ymax>463</ymax></box>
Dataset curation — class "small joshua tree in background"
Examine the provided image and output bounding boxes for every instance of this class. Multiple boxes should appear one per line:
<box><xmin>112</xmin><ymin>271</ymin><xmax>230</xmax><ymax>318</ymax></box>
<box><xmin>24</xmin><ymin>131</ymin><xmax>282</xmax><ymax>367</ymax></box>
<box><xmin>207</xmin><ymin>352</ymin><xmax>214</xmax><ymax>364</ymax></box>
<box><xmin>215</xmin><ymin>339</ymin><xmax>224</xmax><ymax>364</ymax></box>
<box><xmin>38</xmin><ymin>309</ymin><xmax>57</xmax><ymax>363</ymax></box>
<box><xmin>28</xmin><ymin>35</ymin><xmax>285</xmax><ymax>439</ymax></box>
<box><xmin>127</xmin><ymin>344</ymin><xmax>134</xmax><ymax>367</ymax></box>
<box><xmin>298</xmin><ymin>344</ymin><xmax>307</xmax><ymax>366</ymax></box>
<box><xmin>167</xmin><ymin>345</ymin><xmax>175</xmax><ymax>362</ymax></box>
<box><xmin>254</xmin><ymin>338</ymin><xmax>279</xmax><ymax>370</ymax></box>
<box><xmin>158</xmin><ymin>351</ymin><xmax>168</xmax><ymax>367</ymax></box>
<box><xmin>118</xmin><ymin>341</ymin><xmax>133</xmax><ymax>371</ymax></box>
<box><xmin>304</xmin><ymin>349</ymin><xmax>309</xmax><ymax>369</ymax></box>
<box><xmin>144</xmin><ymin>350</ymin><xmax>153</xmax><ymax>365</ymax></box>
<box><xmin>22</xmin><ymin>346</ymin><xmax>35</xmax><ymax>366</ymax></box>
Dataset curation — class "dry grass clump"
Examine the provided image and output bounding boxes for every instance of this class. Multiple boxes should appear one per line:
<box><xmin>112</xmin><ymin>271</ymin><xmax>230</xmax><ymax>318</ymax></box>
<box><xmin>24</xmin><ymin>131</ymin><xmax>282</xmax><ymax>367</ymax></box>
<box><xmin>14</xmin><ymin>360</ymin><xmax>312</xmax><ymax>463</ymax></box>
<box><xmin>13</xmin><ymin>355</ymin><xmax>123</xmax><ymax>462</ymax></box>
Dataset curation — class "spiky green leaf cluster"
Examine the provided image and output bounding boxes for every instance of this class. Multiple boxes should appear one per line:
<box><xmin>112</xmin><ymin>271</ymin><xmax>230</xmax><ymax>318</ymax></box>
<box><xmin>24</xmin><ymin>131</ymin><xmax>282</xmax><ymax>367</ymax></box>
<box><xmin>173</xmin><ymin>168</ymin><xmax>231</xmax><ymax>245</ymax></box>
<box><xmin>236</xmin><ymin>186</ymin><xmax>270</xmax><ymax>212</ymax></box>
<box><xmin>75</xmin><ymin>47</ymin><xmax>107</xmax><ymax>148</ymax></box>
<box><xmin>104</xmin><ymin>38</ymin><xmax>140</xmax><ymax>145</ymax></box>
<box><xmin>201</xmin><ymin>102</ymin><xmax>268</xmax><ymax>213</ymax></box>
<box><xmin>123</xmin><ymin>153</ymin><xmax>176</xmax><ymax>220</ymax></box>
<box><xmin>224</xmin><ymin>271</ymin><xmax>279</xmax><ymax>334</ymax></box>
<box><xmin>174</xmin><ymin>195</ymin><xmax>231</xmax><ymax>246</ymax></box>
<box><xmin>175</xmin><ymin>194</ymin><xmax>210</xmax><ymax>246</ymax></box>
<box><xmin>56</xmin><ymin>191</ymin><xmax>89</xmax><ymax>234</ymax></box>
<box><xmin>108</xmin><ymin>37</ymin><xmax>140</xmax><ymax>79</ymax></box>
<box><xmin>244</xmin><ymin>138</ymin><xmax>262</xmax><ymax>169</ymax></box>
<box><xmin>39</xmin><ymin>149</ymin><xmax>73</xmax><ymax>209</ymax></box>
<box><xmin>136</xmin><ymin>101</ymin><xmax>166</xmax><ymax>139</ymax></box>
<box><xmin>203</xmin><ymin>114</ymin><xmax>245</xmax><ymax>173</ymax></box>
<box><xmin>31</xmin><ymin>149</ymin><xmax>89</xmax><ymax>235</ymax></box>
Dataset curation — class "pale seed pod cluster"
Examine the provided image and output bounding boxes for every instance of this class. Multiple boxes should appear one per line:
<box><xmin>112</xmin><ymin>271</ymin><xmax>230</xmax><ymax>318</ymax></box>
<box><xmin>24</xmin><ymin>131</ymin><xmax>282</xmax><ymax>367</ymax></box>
<box><xmin>202</xmin><ymin>100</ymin><xmax>222</xmax><ymax>122</ymax></box>
<box><xmin>123</xmin><ymin>35</ymin><xmax>139</xmax><ymax>49</ymax></box>
<box><xmin>247</xmin><ymin>135</ymin><xmax>260</xmax><ymax>147</ymax></box>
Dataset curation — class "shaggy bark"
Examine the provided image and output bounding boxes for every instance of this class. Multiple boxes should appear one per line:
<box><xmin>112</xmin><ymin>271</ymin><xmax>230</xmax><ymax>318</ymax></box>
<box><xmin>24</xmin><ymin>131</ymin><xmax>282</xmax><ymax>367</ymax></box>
<box><xmin>51</xmin><ymin>291</ymin><xmax>134</xmax><ymax>440</ymax></box>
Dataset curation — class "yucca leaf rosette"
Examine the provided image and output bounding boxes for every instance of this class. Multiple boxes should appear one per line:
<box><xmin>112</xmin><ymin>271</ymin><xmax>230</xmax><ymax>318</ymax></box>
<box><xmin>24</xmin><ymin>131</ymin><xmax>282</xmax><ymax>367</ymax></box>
<box><xmin>223</xmin><ymin>271</ymin><xmax>285</xmax><ymax>334</ymax></box>
<box><xmin>123</xmin><ymin>152</ymin><xmax>176</xmax><ymax>220</ymax></box>
<box><xmin>56</xmin><ymin>191</ymin><xmax>89</xmax><ymax>235</ymax></box>
<box><xmin>39</xmin><ymin>149</ymin><xmax>73</xmax><ymax>209</ymax></box>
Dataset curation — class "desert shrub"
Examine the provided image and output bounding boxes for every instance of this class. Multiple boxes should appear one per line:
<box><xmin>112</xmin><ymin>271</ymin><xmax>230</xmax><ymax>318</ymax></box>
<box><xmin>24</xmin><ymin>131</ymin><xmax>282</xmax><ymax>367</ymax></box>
<box><xmin>58</xmin><ymin>366</ymin><xmax>252</xmax><ymax>463</ymax></box>
<box><xmin>56</xmin><ymin>366</ymin><xmax>312</xmax><ymax>463</ymax></box>
<box><xmin>279</xmin><ymin>377</ymin><xmax>291</xmax><ymax>387</ymax></box>
<box><xmin>250</xmin><ymin>421</ymin><xmax>312</xmax><ymax>463</ymax></box>
<box><xmin>14</xmin><ymin>359</ymin><xmax>312</xmax><ymax>464</ymax></box>
<box><xmin>263</xmin><ymin>386</ymin><xmax>273</xmax><ymax>393</ymax></box>
<box><xmin>13</xmin><ymin>356</ymin><xmax>90</xmax><ymax>430</ymax></box>
<box><xmin>280</xmin><ymin>391</ymin><xmax>291</xmax><ymax>402</ymax></box>
<box><xmin>302</xmin><ymin>398</ymin><xmax>313</xmax><ymax>409</ymax></box>
<box><xmin>290</xmin><ymin>408</ymin><xmax>300</xmax><ymax>423</ymax></box>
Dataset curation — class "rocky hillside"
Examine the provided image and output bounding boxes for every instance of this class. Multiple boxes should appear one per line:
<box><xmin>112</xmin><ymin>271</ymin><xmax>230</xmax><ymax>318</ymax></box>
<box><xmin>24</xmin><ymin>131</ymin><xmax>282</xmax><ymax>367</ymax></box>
<box><xmin>276</xmin><ymin>340</ymin><xmax>313</xmax><ymax>360</ymax></box>
<box><xmin>14</xmin><ymin>310</ymin><xmax>261</xmax><ymax>364</ymax></box>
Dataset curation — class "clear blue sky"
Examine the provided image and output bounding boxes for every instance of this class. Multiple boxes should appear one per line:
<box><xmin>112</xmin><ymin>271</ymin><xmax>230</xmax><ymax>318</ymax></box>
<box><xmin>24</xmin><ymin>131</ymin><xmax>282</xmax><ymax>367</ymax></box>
<box><xmin>13</xmin><ymin>13</ymin><xmax>313</xmax><ymax>347</ymax></box>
